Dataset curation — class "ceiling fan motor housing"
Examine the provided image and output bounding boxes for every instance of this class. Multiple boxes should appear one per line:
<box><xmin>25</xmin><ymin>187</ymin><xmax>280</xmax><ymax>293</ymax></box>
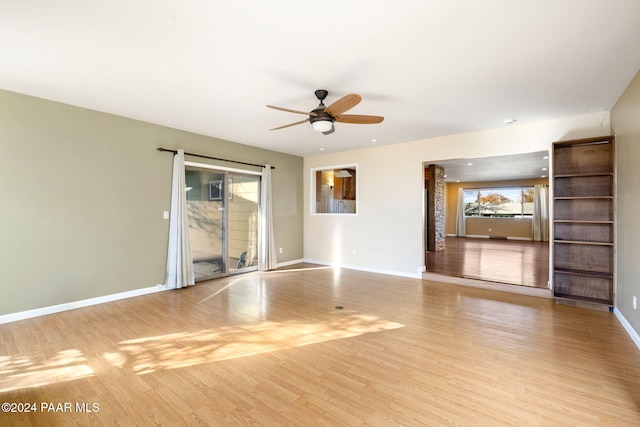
<box><xmin>310</xmin><ymin>89</ymin><xmax>334</xmax><ymax>125</ymax></box>
<box><xmin>309</xmin><ymin>107</ymin><xmax>335</xmax><ymax>125</ymax></box>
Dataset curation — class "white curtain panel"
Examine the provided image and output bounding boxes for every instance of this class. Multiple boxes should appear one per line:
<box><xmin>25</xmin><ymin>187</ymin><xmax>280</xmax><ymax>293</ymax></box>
<box><xmin>455</xmin><ymin>187</ymin><xmax>466</xmax><ymax>237</ymax></box>
<box><xmin>165</xmin><ymin>149</ymin><xmax>195</xmax><ymax>288</ymax></box>
<box><xmin>258</xmin><ymin>165</ymin><xmax>278</xmax><ymax>271</ymax></box>
<box><xmin>532</xmin><ymin>184</ymin><xmax>549</xmax><ymax>242</ymax></box>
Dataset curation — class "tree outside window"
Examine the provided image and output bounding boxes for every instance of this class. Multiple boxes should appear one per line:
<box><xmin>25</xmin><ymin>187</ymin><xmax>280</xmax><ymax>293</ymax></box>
<box><xmin>464</xmin><ymin>187</ymin><xmax>534</xmax><ymax>217</ymax></box>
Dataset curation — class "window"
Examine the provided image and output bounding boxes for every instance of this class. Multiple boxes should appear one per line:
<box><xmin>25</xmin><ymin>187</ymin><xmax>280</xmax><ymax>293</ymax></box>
<box><xmin>311</xmin><ymin>165</ymin><xmax>357</xmax><ymax>214</ymax></box>
<box><xmin>464</xmin><ymin>187</ymin><xmax>534</xmax><ymax>218</ymax></box>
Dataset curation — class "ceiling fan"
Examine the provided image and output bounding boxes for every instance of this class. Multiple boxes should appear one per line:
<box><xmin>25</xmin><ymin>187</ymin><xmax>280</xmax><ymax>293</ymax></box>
<box><xmin>267</xmin><ymin>90</ymin><xmax>384</xmax><ymax>135</ymax></box>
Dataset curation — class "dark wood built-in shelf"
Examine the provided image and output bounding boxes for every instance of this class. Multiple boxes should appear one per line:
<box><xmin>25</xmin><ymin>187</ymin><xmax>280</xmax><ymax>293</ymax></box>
<box><xmin>552</xmin><ymin>135</ymin><xmax>615</xmax><ymax>307</ymax></box>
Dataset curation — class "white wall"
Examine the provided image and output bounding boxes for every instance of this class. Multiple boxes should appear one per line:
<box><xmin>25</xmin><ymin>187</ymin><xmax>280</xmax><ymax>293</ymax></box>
<box><xmin>304</xmin><ymin>112</ymin><xmax>611</xmax><ymax>278</ymax></box>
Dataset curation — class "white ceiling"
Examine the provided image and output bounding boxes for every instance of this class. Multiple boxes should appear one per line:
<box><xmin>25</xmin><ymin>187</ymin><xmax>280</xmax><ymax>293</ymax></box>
<box><xmin>427</xmin><ymin>151</ymin><xmax>549</xmax><ymax>183</ymax></box>
<box><xmin>2</xmin><ymin>1</ymin><xmax>640</xmax><ymax>159</ymax></box>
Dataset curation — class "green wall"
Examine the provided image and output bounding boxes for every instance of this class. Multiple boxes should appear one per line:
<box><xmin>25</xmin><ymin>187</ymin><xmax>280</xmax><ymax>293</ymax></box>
<box><xmin>611</xmin><ymin>69</ymin><xmax>640</xmax><ymax>336</ymax></box>
<box><xmin>0</xmin><ymin>89</ymin><xmax>303</xmax><ymax>316</ymax></box>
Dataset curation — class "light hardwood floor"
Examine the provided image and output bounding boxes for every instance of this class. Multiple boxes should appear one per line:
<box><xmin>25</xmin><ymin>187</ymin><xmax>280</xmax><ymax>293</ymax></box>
<box><xmin>1</xmin><ymin>264</ymin><xmax>639</xmax><ymax>426</ymax></box>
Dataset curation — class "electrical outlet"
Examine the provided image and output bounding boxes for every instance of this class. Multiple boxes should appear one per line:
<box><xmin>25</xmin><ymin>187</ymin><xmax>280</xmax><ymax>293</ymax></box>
<box><xmin>279</xmin><ymin>247</ymin><xmax>283</xmax><ymax>254</ymax></box>
<box><xmin>163</xmin><ymin>211</ymin><xmax>169</xmax><ymax>219</ymax></box>
<box><xmin>352</xmin><ymin>249</ymin><xmax>357</xmax><ymax>255</ymax></box>
<box><xmin>633</xmin><ymin>296</ymin><xmax>637</xmax><ymax>310</ymax></box>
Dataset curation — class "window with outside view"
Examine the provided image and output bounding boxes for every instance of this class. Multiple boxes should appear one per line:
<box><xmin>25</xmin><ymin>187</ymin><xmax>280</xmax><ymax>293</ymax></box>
<box><xmin>463</xmin><ymin>187</ymin><xmax>534</xmax><ymax>217</ymax></box>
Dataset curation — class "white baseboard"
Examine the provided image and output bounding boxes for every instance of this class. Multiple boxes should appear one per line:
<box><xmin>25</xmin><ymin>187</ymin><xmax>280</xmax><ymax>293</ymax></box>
<box><xmin>277</xmin><ymin>258</ymin><xmax>305</xmax><ymax>268</ymax></box>
<box><xmin>614</xmin><ymin>308</ymin><xmax>640</xmax><ymax>351</ymax></box>
<box><xmin>0</xmin><ymin>285</ymin><xmax>168</xmax><ymax>325</ymax></box>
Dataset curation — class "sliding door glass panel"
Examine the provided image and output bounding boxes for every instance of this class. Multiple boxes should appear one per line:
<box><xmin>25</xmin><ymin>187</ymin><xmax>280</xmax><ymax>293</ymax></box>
<box><xmin>185</xmin><ymin>167</ymin><xmax>226</xmax><ymax>280</ymax></box>
<box><xmin>228</xmin><ymin>173</ymin><xmax>260</xmax><ymax>273</ymax></box>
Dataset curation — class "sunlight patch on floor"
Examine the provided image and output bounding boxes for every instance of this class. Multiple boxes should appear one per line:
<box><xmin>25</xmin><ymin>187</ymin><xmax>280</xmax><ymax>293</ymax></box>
<box><xmin>198</xmin><ymin>276</ymin><xmax>247</xmax><ymax>304</ymax></box>
<box><xmin>108</xmin><ymin>313</ymin><xmax>404</xmax><ymax>374</ymax></box>
<box><xmin>0</xmin><ymin>349</ymin><xmax>94</xmax><ymax>392</ymax></box>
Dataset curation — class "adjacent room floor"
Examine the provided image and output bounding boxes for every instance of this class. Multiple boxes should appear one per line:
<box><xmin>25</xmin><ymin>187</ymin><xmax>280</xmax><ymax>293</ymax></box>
<box><xmin>426</xmin><ymin>236</ymin><xmax>550</xmax><ymax>288</ymax></box>
<box><xmin>1</xmin><ymin>265</ymin><xmax>638</xmax><ymax>426</ymax></box>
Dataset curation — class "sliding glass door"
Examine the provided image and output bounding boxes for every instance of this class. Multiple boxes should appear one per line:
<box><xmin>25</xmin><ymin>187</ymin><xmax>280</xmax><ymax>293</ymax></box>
<box><xmin>185</xmin><ymin>164</ymin><xmax>259</xmax><ymax>281</ymax></box>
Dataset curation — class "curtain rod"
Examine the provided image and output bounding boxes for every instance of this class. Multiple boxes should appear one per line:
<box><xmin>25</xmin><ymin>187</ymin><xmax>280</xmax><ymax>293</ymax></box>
<box><xmin>157</xmin><ymin>147</ymin><xmax>275</xmax><ymax>169</ymax></box>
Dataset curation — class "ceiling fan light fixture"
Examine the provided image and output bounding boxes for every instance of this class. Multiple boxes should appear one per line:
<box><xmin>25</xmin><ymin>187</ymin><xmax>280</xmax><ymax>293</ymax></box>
<box><xmin>312</xmin><ymin>120</ymin><xmax>333</xmax><ymax>133</ymax></box>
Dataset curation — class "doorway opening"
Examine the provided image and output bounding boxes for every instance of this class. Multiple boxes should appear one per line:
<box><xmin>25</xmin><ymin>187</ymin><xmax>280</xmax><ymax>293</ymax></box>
<box><xmin>422</xmin><ymin>152</ymin><xmax>551</xmax><ymax>289</ymax></box>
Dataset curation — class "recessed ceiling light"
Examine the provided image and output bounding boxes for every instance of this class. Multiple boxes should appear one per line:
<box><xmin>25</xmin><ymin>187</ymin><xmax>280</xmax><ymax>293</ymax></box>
<box><xmin>444</xmin><ymin>174</ymin><xmax>447</xmax><ymax>178</ymax></box>
<box><xmin>543</xmin><ymin>156</ymin><xmax>549</xmax><ymax>159</ymax></box>
<box><xmin>456</xmin><ymin>180</ymin><xmax>460</xmax><ymax>183</ymax></box>
<box><xmin>503</xmin><ymin>119</ymin><xmax>517</xmax><ymax>125</ymax></box>
<box><xmin>467</xmin><ymin>162</ymin><xmax>473</xmax><ymax>166</ymax></box>
<box><xmin>542</xmin><ymin>167</ymin><xmax>547</xmax><ymax>171</ymax></box>
<box><xmin>371</xmin><ymin>139</ymin><xmax>378</xmax><ymax>142</ymax></box>
<box><xmin>319</xmin><ymin>148</ymin><xmax>325</xmax><ymax>151</ymax></box>
<box><xmin>541</xmin><ymin>175</ymin><xmax>546</xmax><ymax>178</ymax></box>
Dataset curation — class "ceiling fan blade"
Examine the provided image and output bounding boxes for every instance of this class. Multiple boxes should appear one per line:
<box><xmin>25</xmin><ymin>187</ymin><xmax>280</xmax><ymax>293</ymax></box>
<box><xmin>322</xmin><ymin>124</ymin><xmax>335</xmax><ymax>135</ymax></box>
<box><xmin>335</xmin><ymin>114</ymin><xmax>384</xmax><ymax>124</ymax></box>
<box><xmin>267</xmin><ymin>105</ymin><xmax>318</xmax><ymax>116</ymax></box>
<box><xmin>324</xmin><ymin>94</ymin><xmax>361</xmax><ymax>117</ymax></box>
<box><xmin>270</xmin><ymin>118</ymin><xmax>309</xmax><ymax>130</ymax></box>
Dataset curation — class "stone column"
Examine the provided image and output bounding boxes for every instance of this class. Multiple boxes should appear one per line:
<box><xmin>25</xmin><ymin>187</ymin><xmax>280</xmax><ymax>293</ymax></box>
<box><xmin>425</xmin><ymin>164</ymin><xmax>446</xmax><ymax>252</ymax></box>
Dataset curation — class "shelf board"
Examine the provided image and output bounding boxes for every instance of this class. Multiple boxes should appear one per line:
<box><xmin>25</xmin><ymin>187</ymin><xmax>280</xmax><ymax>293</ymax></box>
<box><xmin>553</xmin><ymin>220</ymin><xmax>613</xmax><ymax>224</ymax></box>
<box><xmin>553</xmin><ymin>293</ymin><xmax>612</xmax><ymax>306</ymax></box>
<box><xmin>554</xmin><ymin>172</ymin><xmax>614</xmax><ymax>179</ymax></box>
<box><xmin>554</xmin><ymin>240</ymin><xmax>613</xmax><ymax>246</ymax></box>
<box><xmin>553</xmin><ymin>136</ymin><xmax>614</xmax><ymax>146</ymax></box>
<box><xmin>554</xmin><ymin>196</ymin><xmax>613</xmax><ymax>200</ymax></box>
<box><xmin>554</xmin><ymin>268</ymin><xmax>613</xmax><ymax>279</ymax></box>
